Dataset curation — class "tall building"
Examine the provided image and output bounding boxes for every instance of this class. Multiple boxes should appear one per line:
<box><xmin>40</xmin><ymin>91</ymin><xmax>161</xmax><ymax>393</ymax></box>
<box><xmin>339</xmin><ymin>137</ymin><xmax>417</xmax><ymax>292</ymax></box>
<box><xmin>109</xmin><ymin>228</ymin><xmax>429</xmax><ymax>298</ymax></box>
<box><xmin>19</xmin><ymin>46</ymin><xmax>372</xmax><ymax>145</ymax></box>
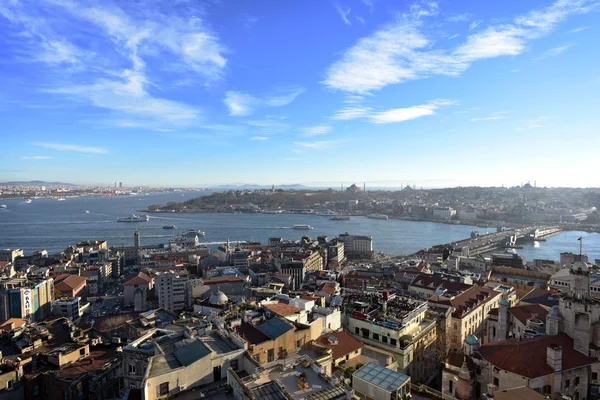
<box><xmin>119</xmin><ymin>182</ymin><xmax>123</xmax><ymax>189</ymax></box>
<box><xmin>0</xmin><ymin>277</ymin><xmax>54</xmax><ymax>323</ymax></box>
<box><xmin>134</xmin><ymin>231</ymin><xmax>141</xmax><ymax>248</ymax></box>
<box><xmin>156</xmin><ymin>272</ymin><xmax>190</xmax><ymax>313</ymax></box>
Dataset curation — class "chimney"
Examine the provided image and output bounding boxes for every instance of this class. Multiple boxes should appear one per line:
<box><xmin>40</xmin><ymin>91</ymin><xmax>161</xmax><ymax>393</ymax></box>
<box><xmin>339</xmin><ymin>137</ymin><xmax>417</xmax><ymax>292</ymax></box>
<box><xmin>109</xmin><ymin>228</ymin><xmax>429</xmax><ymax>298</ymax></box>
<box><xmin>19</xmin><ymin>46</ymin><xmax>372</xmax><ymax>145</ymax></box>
<box><xmin>546</xmin><ymin>343</ymin><xmax>562</xmax><ymax>371</ymax></box>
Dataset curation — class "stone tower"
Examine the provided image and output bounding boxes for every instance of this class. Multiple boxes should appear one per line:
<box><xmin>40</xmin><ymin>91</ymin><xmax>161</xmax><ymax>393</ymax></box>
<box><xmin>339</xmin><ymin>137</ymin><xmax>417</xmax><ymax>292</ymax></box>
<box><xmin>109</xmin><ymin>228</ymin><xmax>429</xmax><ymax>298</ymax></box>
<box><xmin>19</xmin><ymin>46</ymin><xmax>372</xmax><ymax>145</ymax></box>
<box><xmin>457</xmin><ymin>357</ymin><xmax>472</xmax><ymax>400</ymax></box>
<box><xmin>546</xmin><ymin>306</ymin><xmax>562</xmax><ymax>336</ymax></box>
<box><xmin>134</xmin><ymin>230</ymin><xmax>141</xmax><ymax>248</ymax></box>
<box><xmin>498</xmin><ymin>297</ymin><xmax>510</xmax><ymax>341</ymax></box>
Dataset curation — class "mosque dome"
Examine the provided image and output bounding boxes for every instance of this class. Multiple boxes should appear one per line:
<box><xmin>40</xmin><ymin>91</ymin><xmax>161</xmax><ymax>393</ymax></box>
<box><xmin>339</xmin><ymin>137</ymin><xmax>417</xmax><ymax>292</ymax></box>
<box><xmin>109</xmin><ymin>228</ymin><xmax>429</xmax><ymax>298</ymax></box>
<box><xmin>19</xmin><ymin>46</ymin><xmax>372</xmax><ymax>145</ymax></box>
<box><xmin>572</xmin><ymin>261</ymin><xmax>589</xmax><ymax>273</ymax></box>
<box><xmin>465</xmin><ymin>334</ymin><xmax>479</xmax><ymax>346</ymax></box>
<box><xmin>499</xmin><ymin>297</ymin><xmax>510</xmax><ymax>307</ymax></box>
<box><xmin>209</xmin><ymin>290</ymin><xmax>228</xmax><ymax>305</ymax></box>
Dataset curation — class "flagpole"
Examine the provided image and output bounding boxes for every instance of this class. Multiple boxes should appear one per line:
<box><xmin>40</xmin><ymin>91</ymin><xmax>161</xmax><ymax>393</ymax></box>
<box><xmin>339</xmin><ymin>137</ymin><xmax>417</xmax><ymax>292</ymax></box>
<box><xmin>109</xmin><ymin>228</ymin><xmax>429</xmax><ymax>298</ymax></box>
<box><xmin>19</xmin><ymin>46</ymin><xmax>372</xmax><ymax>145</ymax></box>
<box><xmin>580</xmin><ymin>236</ymin><xmax>583</xmax><ymax>258</ymax></box>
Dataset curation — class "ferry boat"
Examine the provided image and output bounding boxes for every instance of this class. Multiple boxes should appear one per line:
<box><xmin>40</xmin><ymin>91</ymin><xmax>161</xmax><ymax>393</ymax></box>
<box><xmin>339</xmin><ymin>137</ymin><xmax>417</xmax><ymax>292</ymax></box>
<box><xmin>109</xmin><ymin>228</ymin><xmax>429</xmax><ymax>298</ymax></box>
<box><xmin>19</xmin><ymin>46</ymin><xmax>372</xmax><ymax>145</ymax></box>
<box><xmin>117</xmin><ymin>214</ymin><xmax>149</xmax><ymax>222</ymax></box>
<box><xmin>0</xmin><ymin>205</ymin><xmax>6</xmax><ymax>209</ymax></box>
<box><xmin>57</xmin><ymin>197</ymin><xmax>66</xmax><ymax>201</ymax></box>
<box><xmin>329</xmin><ymin>216</ymin><xmax>350</xmax><ymax>221</ymax></box>
<box><xmin>183</xmin><ymin>228</ymin><xmax>205</xmax><ymax>237</ymax></box>
<box><xmin>25</xmin><ymin>199</ymin><xmax>32</xmax><ymax>204</ymax></box>
<box><xmin>293</xmin><ymin>224</ymin><xmax>313</xmax><ymax>230</ymax></box>
<box><xmin>163</xmin><ymin>225</ymin><xmax>177</xmax><ymax>230</ymax></box>
<box><xmin>367</xmin><ymin>213</ymin><xmax>388</xmax><ymax>220</ymax></box>
<box><xmin>84</xmin><ymin>210</ymin><xmax>90</xmax><ymax>214</ymax></box>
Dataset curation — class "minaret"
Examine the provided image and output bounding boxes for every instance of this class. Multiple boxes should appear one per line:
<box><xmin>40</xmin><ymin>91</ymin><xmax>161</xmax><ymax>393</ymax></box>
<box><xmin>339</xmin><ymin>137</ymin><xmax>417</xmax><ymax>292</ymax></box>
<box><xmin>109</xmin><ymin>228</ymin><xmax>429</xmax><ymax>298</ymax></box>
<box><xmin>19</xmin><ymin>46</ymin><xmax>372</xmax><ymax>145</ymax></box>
<box><xmin>457</xmin><ymin>357</ymin><xmax>472</xmax><ymax>400</ymax></box>
<box><xmin>226</xmin><ymin>237</ymin><xmax>230</xmax><ymax>252</ymax></box>
<box><xmin>363</xmin><ymin>182</ymin><xmax>365</xmax><ymax>192</ymax></box>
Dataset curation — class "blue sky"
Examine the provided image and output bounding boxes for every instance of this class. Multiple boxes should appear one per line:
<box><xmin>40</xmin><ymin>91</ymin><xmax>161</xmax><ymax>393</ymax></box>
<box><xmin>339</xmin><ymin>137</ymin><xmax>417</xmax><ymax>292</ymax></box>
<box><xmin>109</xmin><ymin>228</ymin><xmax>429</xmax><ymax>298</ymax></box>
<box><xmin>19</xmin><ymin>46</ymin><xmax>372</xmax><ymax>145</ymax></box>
<box><xmin>1</xmin><ymin>0</ymin><xmax>599</xmax><ymax>188</ymax></box>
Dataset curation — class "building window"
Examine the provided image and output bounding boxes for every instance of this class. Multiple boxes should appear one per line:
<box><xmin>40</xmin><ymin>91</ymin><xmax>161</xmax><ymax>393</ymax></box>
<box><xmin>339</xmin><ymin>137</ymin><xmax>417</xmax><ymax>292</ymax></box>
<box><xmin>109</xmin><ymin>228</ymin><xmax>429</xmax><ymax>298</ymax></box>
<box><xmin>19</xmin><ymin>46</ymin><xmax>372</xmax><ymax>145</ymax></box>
<box><xmin>575</xmin><ymin>376</ymin><xmax>580</xmax><ymax>385</ymax></box>
<box><xmin>373</xmin><ymin>333</ymin><xmax>379</xmax><ymax>341</ymax></box>
<box><xmin>566</xmin><ymin>379</ymin><xmax>570</xmax><ymax>388</ymax></box>
<box><xmin>593</xmin><ymin>372</ymin><xmax>598</xmax><ymax>380</ymax></box>
<box><xmin>448</xmin><ymin>380</ymin><xmax>453</xmax><ymax>393</ymax></box>
<box><xmin>390</xmin><ymin>338</ymin><xmax>397</xmax><ymax>346</ymax></box>
<box><xmin>355</xmin><ymin>327</ymin><xmax>359</xmax><ymax>335</ymax></box>
<box><xmin>159</xmin><ymin>382</ymin><xmax>169</xmax><ymax>396</ymax></box>
<box><xmin>493</xmin><ymin>377</ymin><xmax>499</xmax><ymax>386</ymax></box>
<box><xmin>296</xmin><ymin>340</ymin><xmax>301</xmax><ymax>348</ymax></box>
<box><xmin>128</xmin><ymin>364</ymin><xmax>136</xmax><ymax>374</ymax></box>
<box><xmin>382</xmin><ymin>336</ymin><xmax>388</xmax><ymax>343</ymax></box>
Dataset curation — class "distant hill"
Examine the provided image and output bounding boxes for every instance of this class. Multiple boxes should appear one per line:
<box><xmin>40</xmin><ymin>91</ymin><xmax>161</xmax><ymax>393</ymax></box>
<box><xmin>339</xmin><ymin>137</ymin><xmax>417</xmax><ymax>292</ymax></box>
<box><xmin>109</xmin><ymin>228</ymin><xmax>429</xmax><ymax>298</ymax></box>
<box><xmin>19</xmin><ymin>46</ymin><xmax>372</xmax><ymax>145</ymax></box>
<box><xmin>0</xmin><ymin>180</ymin><xmax>76</xmax><ymax>186</ymax></box>
<box><xmin>211</xmin><ymin>183</ymin><xmax>308</xmax><ymax>190</ymax></box>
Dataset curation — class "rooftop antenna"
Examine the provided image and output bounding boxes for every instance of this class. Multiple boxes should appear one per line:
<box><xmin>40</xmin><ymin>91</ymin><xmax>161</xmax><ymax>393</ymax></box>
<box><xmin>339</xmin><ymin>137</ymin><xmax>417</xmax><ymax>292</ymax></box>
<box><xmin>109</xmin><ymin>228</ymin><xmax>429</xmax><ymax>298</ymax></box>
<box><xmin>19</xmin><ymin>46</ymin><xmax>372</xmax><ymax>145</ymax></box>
<box><xmin>363</xmin><ymin>182</ymin><xmax>365</xmax><ymax>192</ymax></box>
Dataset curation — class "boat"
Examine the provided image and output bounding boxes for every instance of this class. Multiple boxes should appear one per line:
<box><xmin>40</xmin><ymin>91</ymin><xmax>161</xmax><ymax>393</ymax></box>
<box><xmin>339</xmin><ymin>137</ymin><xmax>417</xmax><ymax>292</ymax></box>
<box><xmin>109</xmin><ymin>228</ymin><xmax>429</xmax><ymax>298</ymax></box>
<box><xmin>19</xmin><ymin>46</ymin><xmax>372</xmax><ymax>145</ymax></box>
<box><xmin>57</xmin><ymin>197</ymin><xmax>66</xmax><ymax>201</ymax></box>
<box><xmin>0</xmin><ymin>205</ymin><xmax>6</xmax><ymax>209</ymax></box>
<box><xmin>117</xmin><ymin>214</ymin><xmax>149</xmax><ymax>222</ymax></box>
<box><xmin>367</xmin><ymin>213</ymin><xmax>388</xmax><ymax>220</ymax></box>
<box><xmin>84</xmin><ymin>210</ymin><xmax>90</xmax><ymax>214</ymax></box>
<box><xmin>293</xmin><ymin>224</ymin><xmax>313</xmax><ymax>230</ymax></box>
<box><xmin>163</xmin><ymin>225</ymin><xmax>177</xmax><ymax>230</ymax></box>
<box><xmin>315</xmin><ymin>210</ymin><xmax>338</xmax><ymax>217</ymax></box>
<box><xmin>183</xmin><ymin>228</ymin><xmax>205</xmax><ymax>237</ymax></box>
<box><xmin>25</xmin><ymin>199</ymin><xmax>32</xmax><ymax>204</ymax></box>
<box><xmin>330</xmin><ymin>216</ymin><xmax>350</xmax><ymax>221</ymax></box>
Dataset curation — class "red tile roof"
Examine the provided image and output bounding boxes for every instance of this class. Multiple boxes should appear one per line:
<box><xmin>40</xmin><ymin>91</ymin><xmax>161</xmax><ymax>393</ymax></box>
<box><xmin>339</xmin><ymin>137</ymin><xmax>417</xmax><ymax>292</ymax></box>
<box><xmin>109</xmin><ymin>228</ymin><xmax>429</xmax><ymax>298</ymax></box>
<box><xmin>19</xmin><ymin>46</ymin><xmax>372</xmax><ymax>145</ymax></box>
<box><xmin>315</xmin><ymin>331</ymin><xmax>363</xmax><ymax>360</ymax></box>
<box><xmin>264</xmin><ymin>302</ymin><xmax>303</xmax><ymax>317</ymax></box>
<box><xmin>318</xmin><ymin>283</ymin><xmax>336</xmax><ymax>294</ymax></box>
<box><xmin>54</xmin><ymin>275</ymin><xmax>87</xmax><ymax>292</ymax></box>
<box><xmin>430</xmin><ymin>285</ymin><xmax>500</xmax><ymax>319</ymax></box>
<box><xmin>410</xmin><ymin>274</ymin><xmax>471</xmax><ymax>295</ymax></box>
<box><xmin>509</xmin><ymin>304</ymin><xmax>549</xmax><ymax>325</ymax></box>
<box><xmin>124</xmin><ymin>272</ymin><xmax>152</xmax><ymax>286</ymax></box>
<box><xmin>479</xmin><ymin>334</ymin><xmax>596</xmax><ymax>378</ymax></box>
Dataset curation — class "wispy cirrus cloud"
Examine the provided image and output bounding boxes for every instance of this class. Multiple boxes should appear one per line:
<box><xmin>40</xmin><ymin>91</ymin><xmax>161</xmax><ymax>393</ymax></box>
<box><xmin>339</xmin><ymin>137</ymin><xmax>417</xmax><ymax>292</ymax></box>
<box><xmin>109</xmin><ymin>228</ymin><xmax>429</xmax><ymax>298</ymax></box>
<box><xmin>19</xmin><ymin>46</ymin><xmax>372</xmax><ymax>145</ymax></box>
<box><xmin>33</xmin><ymin>142</ymin><xmax>108</xmax><ymax>154</ymax></box>
<box><xmin>536</xmin><ymin>44</ymin><xmax>573</xmax><ymax>59</ymax></box>
<box><xmin>567</xmin><ymin>26</ymin><xmax>589</xmax><ymax>33</ymax></box>
<box><xmin>334</xmin><ymin>4</ymin><xmax>352</xmax><ymax>26</ymax></box>
<box><xmin>323</xmin><ymin>0</ymin><xmax>594</xmax><ymax>93</ymax></box>
<box><xmin>446</xmin><ymin>13</ymin><xmax>472</xmax><ymax>23</ymax></box>
<box><xmin>0</xmin><ymin>0</ymin><xmax>226</xmax><ymax>127</ymax></box>
<box><xmin>301</xmin><ymin>125</ymin><xmax>332</xmax><ymax>137</ymax></box>
<box><xmin>517</xmin><ymin>116</ymin><xmax>554</xmax><ymax>130</ymax></box>
<box><xmin>293</xmin><ymin>141</ymin><xmax>339</xmax><ymax>150</ymax></box>
<box><xmin>224</xmin><ymin>87</ymin><xmax>306</xmax><ymax>116</ymax></box>
<box><xmin>250</xmin><ymin>136</ymin><xmax>268</xmax><ymax>141</ymax></box>
<box><xmin>21</xmin><ymin>156</ymin><xmax>54</xmax><ymax>160</ymax></box>
<box><xmin>471</xmin><ymin>111</ymin><xmax>508</xmax><ymax>122</ymax></box>
<box><xmin>332</xmin><ymin>106</ymin><xmax>372</xmax><ymax>120</ymax></box>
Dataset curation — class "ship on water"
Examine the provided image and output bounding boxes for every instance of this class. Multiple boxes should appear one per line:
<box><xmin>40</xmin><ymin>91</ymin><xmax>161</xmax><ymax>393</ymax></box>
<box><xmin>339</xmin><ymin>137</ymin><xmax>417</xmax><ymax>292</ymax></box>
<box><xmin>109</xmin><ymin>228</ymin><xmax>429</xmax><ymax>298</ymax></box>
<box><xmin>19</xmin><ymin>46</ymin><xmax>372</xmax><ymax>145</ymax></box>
<box><xmin>183</xmin><ymin>228</ymin><xmax>205</xmax><ymax>237</ymax></box>
<box><xmin>293</xmin><ymin>224</ymin><xmax>313</xmax><ymax>230</ymax></box>
<box><xmin>0</xmin><ymin>205</ymin><xmax>6</xmax><ymax>209</ymax></box>
<box><xmin>117</xmin><ymin>214</ymin><xmax>149</xmax><ymax>222</ymax></box>
<box><xmin>25</xmin><ymin>199</ymin><xmax>32</xmax><ymax>204</ymax></box>
<box><xmin>330</xmin><ymin>215</ymin><xmax>350</xmax><ymax>221</ymax></box>
<box><xmin>163</xmin><ymin>225</ymin><xmax>177</xmax><ymax>230</ymax></box>
<box><xmin>367</xmin><ymin>213</ymin><xmax>388</xmax><ymax>220</ymax></box>
<box><xmin>57</xmin><ymin>197</ymin><xmax>66</xmax><ymax>201</ymax></box>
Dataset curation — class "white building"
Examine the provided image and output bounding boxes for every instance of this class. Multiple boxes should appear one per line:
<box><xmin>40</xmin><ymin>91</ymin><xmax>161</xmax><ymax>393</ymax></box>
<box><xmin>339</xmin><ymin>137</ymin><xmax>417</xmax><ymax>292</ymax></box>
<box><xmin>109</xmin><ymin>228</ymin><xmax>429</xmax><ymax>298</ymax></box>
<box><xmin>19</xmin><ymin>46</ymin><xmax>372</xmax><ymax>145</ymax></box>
<box><xmin>52</xmin><ymin>297</ymin><xmax>89</xmax><ymax>320</ymax></box>
<box><xmin>156</xmin><ymin>272</ymin><xmax>190</xmax><ymax>313</ymax></box>
<box><xmin>432</xmin><ymin>207</ymin><xmax>456</xmax><ymax>220</ymax></box>
<box><xmin>338</xmin><ymin>233</ymin><xmax>373</xmax><ymax>253</ymax></box>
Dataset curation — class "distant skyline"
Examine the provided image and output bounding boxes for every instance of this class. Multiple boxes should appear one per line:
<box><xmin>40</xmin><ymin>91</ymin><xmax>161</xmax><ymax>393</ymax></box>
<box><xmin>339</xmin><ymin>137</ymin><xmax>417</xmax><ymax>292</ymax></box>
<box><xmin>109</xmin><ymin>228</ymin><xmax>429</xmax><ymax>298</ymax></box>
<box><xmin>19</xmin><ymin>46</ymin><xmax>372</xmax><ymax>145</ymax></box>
<box><xmin>1</xmin><ymin>0</ymin><xmax>599</xmax><ymax>187</ymax></box>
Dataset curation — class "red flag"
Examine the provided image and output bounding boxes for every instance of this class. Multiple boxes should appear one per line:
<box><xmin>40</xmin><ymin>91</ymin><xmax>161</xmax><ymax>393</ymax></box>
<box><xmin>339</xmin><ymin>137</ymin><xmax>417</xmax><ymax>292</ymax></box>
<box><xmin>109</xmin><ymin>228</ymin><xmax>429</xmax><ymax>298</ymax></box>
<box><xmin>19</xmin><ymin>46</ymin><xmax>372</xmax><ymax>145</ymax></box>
<box><xmin>578</xmin><ymin>237</ymin><xmax>582</xmax><ymax>241</ymax></box>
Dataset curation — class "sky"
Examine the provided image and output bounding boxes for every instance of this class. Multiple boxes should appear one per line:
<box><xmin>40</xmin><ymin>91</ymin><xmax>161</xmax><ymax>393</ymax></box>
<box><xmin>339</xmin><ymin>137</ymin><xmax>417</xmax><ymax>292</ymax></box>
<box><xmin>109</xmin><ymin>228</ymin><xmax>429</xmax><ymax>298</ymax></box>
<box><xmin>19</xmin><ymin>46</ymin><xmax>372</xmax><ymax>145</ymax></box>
<box><xmin>1</xmin><ymin>0</ymin><xmax>599</xmax><ymax>188</ymax></box>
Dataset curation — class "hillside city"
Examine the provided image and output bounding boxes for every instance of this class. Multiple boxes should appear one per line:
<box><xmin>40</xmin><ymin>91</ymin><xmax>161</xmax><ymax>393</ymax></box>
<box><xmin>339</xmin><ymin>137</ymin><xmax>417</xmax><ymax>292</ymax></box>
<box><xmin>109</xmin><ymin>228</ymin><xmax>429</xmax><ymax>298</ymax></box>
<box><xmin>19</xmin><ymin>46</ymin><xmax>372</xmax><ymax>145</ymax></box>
<box><xmin>0</xmin><ymin>208</ymin><xmax>598</xmax><ymax>400</ymax></box>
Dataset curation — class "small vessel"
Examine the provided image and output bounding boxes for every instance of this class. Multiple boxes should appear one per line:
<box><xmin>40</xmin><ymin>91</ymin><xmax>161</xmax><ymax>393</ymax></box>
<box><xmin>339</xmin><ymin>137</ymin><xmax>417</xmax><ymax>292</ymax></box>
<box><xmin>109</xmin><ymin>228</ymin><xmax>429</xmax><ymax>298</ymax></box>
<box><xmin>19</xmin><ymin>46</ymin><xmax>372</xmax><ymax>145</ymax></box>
<box><xmin>0</xmin><ymin>205</ymin><xmax>6</xmax><ymax>209</ymax></box>
<box><xmin>184</xmin><ymin>228</ymin><xmax>205</xmax><ymax>237</ymax></box>
<box><xmin>330</xmin><ymin>216</ymin><xmax>350</xmax><ymax>221</ymax></box>
<box><xmin>57</xmin><ymin>197</ymin><xmax>66</xmax><ymax>201</ymax></box>
<box><xmin>293</xmin><ymin>224</ymin><xmax>313</xmax><ymax>230</ymax></box>
<box><xmin>163</xmin><ymin>225</ymin><xmax>177</xmax><ymax>229</ymax></box>
<box><xmin>85</xmin><ymin>210</ymin><xmax>90</xmax><ymax>214</ymax></box>
<box><xmin>117</xmin><ymin>214</ymin><xmax>149</xmax><ymax>222</ymax></box>
<box><xmin>25</xmin><ymin>199</ymin><xmax>32</xmax><ymax>204</ymax></box>
<box><xmin>367</xmin><ymin>213</ymin><xmax>388</xmax><ymax>220</ymax></box>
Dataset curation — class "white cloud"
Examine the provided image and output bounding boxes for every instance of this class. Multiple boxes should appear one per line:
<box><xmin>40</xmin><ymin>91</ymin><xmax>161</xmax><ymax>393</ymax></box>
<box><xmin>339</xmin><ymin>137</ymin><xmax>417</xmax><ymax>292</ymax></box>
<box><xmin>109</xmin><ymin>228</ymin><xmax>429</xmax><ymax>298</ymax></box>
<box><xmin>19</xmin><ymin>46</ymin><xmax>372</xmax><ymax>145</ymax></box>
<box><xmin>293</xmin><ymin>141</ymin><xmax>338</xmax><ymax>150</ymax></box>
<box><xmin>446</xmin><ymin>13</ymin><xmax>472</xmax><ymax>23</ymax></box>
<box><xmin>224</xmin><ymin>87</ymin><xmax>306</xmax><ymax>116</ymax></box>
<box><xmin>567</xmin><ymin>26</ymin><xmax>589</xmax><ymax>33</ymax></box>
<box><xmin>250</xmin><ymin>136</ymin><xmax>268</xmax><ymax>141</ymax></box>
<box><xmin>331</xmin><ymin>106</ymin><xmax>372</xmax><ymax>120</ymax></box>
<box><xmin>448</xmin><ymin>34</ymin><xmax>459</xmax><ymax>40</ymax></box>
<box><xmin>323</xmin><ymin>0</ymin><xmax>593</xmax><ymax>93</ymax></box>
<box><xmin>471</xmin><ymin>112</ymin><xmax>508</xmax><ymax>122</ymax></box>
<box><xmin>246</xmin><ymin>119</ymin><xmax>289</xmax><ymax>134</ymax></box>
<box><xmin>370</xmin><ymin>106</ymin><xmax>434</xmax><ymax>124</ymax></box>
<box><xmin>536</xmin><ymin>44</ymin><xmax>572</xmax><ymax>59</ymax></box>
<box><xmin>356</xmin><ymin>16</ymin><xmax>365</xmax><ymax>24</ymax></box>
<box><xmin>369</xmin><ymin>99</ymin><xmax>457</xmax><ymax>124</ymax></box>
<box><xmin>301</xmin><ymin>125</ymin><xmax>332</xmax><ymax>136</ymax></box>
<box><xmin>21</xmin><ymin>156</ymin><xmax>54</xmax><ymax>160</ymax></box>
<box><xmin>335</xmin><ymin>4</ymin><xmax>352</xmax><ymax>26</ymax></box>
<box><xmin>33</xmin><ymin>142</ymin><xmax>107</xmax><ymax>154</ymax></box>
<box><xmin>517</xmin><ymin>116</ymin><xmax>553</xmax><ymax>130</ymax></box>
<box><xmin>469</xmin><ymin>20</ymin><xmax>482</xmax><ymax>30</ymax></box>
